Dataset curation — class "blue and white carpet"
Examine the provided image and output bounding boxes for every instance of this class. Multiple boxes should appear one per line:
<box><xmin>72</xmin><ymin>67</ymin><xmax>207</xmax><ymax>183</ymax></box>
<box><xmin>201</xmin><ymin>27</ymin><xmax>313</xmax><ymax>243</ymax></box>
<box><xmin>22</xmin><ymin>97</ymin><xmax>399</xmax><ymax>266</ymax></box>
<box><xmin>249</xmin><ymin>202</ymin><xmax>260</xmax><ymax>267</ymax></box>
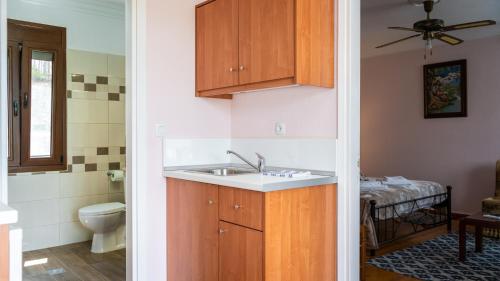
<box><xmin>368</xmin><ymin>234</ymin><xmax>500</xmax><ymax>281</ymax></box>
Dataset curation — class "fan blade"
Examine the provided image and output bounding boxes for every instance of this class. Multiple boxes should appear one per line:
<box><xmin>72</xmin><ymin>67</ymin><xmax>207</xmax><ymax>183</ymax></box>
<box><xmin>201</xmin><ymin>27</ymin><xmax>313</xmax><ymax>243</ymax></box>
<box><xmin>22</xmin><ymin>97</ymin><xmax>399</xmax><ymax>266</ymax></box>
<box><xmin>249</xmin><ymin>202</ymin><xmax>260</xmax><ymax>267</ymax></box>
<box><xmin>436</xmin><ymin>33</ymin><xmax>464</xmax><ymax>45</ymax></box>
<box><xmin>388</xmin><ymin>26</ymin><xmax>423</xmax><ymax>32</ymax></box>
<box><xmin>376</xmin><ymin>34</ymin><xmax>421</xmax><ymax>49</ymax></box>
<box><xmin>444</xmin><ymin>20</ymin><xmax>496</xmax><ymax>31</ymax></box>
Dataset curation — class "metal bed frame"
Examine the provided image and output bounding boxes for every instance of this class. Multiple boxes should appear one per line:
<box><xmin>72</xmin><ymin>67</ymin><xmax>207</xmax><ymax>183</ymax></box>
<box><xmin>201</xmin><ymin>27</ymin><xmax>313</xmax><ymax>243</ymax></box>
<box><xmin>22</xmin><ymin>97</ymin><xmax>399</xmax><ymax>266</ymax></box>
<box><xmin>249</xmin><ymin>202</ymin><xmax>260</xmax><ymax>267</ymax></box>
<box><xmin>369</xmin><ymin>185</ymin><xmax>452</xmax><ymax>256</ymax></box>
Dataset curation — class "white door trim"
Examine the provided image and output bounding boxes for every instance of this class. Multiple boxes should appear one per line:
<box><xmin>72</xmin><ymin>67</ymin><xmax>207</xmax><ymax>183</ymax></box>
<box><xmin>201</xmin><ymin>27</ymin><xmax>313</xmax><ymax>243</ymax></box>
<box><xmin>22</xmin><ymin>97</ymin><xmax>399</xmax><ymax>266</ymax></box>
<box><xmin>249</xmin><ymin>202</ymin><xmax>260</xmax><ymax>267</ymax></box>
<box><xmin>336</xmin><ymin>0</ymin><xmax>361</xmax><ymax>280</ymax></box>
<box><xmin>126</xmin><ymin>0</ymin><xmax>147</xmax><ymax>280</ymax></box>
<box><xmin>0</xmin><ymin>0</ymin><xmax>7</xmax><ymax>204</ymax></box>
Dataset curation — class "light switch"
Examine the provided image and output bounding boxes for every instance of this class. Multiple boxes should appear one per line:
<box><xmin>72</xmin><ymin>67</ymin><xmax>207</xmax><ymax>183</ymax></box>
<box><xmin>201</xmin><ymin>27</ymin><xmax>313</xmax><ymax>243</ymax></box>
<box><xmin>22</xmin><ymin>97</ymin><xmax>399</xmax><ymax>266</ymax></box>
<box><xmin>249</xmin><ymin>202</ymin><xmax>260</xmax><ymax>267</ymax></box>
<box><xmin>155</xmin><ymin>124</ymin><xmax>167</xmax><ymax>137</ymax></box>
<box><xmin>275</xmin><ymin>122</ymin><xmax>286</xmax><ymax>136</ymax></box>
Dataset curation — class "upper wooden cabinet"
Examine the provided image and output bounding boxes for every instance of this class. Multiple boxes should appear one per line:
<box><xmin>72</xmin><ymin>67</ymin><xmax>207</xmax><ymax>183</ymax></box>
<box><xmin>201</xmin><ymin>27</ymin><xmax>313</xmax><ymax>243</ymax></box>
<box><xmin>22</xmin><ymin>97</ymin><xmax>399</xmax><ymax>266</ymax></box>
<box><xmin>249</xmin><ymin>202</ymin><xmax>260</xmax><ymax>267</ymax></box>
<box><xmin>195</xmin><ymin>0</ymin><xmax>334</xmax><ymax>98</ymax></box>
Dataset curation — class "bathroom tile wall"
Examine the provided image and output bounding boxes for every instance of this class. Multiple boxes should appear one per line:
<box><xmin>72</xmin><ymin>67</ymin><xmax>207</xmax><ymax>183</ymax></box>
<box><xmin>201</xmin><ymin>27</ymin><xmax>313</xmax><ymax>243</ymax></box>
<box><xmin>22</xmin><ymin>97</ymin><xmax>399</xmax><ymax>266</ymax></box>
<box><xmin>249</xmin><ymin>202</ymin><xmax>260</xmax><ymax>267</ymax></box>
<box><xmin>8</xmin><ymin>49</ymin><xmax>126</xmax><ymax>251</ymax></box>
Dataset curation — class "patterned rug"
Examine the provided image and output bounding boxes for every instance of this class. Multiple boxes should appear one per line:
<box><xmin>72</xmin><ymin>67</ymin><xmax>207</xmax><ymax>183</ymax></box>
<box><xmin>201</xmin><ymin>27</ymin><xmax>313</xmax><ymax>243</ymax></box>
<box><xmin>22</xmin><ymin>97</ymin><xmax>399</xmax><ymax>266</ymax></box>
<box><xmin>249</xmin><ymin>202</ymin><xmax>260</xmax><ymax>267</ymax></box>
<box><xmin>368</xmin><ymin>234</ymin><xmax>500</xmax><ymax>281</ymax></box>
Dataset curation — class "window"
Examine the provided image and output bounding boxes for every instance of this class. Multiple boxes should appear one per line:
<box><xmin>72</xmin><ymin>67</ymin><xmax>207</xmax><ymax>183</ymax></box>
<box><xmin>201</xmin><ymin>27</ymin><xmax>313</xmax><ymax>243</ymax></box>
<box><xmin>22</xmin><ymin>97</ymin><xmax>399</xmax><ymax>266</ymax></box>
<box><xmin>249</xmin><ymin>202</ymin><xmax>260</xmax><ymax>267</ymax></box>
<box><xmin>8</xmin><ymin>20</ymin><xmax>67</xmax><ymax>173</ymax></box>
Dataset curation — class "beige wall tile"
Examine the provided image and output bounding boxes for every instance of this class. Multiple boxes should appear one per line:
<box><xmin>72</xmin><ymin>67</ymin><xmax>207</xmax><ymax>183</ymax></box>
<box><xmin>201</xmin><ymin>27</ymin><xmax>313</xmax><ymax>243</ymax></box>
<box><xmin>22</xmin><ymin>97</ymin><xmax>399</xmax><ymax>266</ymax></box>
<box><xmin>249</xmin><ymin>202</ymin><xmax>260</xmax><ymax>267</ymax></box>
<box><xmin>108</xmin><ymin>55</ymin><xmax>125</xmax><ymax>78</ymax></box>
<box><xmin>67</xmin><ymin>49</ymin><xmax>108</xmax><ymax>76</ymax></box>
<box><xmin>59</xmin><ymin>222</ymin><xmax>92</xmax><ymax>245</ymax></box>
<box><xmin>8</xmin><ymin>173</ymin><xmax>60</xmax><ymax>203</ymax></box>
<box><xmin>88</xmin><ymin>124</ymin><xmax>109</xmax><ymax>147</ymax></box>
<box><xmin>88</xmin><ymin>100</ymin><xmax>109</xmax><ymax>124</ymax></box>
<box><xmin>109</xmin><ymin>101</ymin><xmax>125</xmax><ymax>124</ymax></box>
<box><xmin>108</xmin><ymin>192</ymin><xmax>125</xmax><ymax>203</ymax></box>
<box><xmin>67</xmin><ymin>123</ymin><xmax>88</xmax><ymax>147</ymax></box>
<box><xmin>59</xmin><ymin>195</ymin><xmax>108</xmax><ymax>223</ymax></box>
<box><xmin>109</xmin><ymin>124</ymin><xmax>125</xmax><ymax>146</ymax></box>
<box><xmin>10</xmin><ymin>199</ymin><xmax>59</xmax><ymax>228</ymax></box>
<box><xmin>22</xmin><ymin>225</ymin><xmax>60</xmax><ymax>251</ymax></box>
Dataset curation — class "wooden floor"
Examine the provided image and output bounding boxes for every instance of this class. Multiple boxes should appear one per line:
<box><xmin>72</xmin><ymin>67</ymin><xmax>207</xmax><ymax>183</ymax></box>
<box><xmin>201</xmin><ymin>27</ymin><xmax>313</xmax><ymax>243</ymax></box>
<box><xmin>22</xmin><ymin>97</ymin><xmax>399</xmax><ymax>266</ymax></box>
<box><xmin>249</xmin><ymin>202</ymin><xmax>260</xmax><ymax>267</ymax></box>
<box><xmin>366</xmin><ymin>221</ymin><xmax>459</xmax><ymax>281</ymax></box>
<box><xmin>23</xmin><ymin>241</ymin><xmax>125</xmax><ymax>281</ymax></box>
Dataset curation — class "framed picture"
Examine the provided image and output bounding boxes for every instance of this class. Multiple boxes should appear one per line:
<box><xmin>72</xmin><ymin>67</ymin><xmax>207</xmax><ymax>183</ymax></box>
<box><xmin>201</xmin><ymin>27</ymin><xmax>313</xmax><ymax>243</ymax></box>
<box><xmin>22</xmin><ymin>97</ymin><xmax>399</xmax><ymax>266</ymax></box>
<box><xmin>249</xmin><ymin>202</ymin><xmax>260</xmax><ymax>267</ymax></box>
<box><xmin>424</xmin><ymin>59</ymin><xmax>467</xmax><ymax>118</ymax></box>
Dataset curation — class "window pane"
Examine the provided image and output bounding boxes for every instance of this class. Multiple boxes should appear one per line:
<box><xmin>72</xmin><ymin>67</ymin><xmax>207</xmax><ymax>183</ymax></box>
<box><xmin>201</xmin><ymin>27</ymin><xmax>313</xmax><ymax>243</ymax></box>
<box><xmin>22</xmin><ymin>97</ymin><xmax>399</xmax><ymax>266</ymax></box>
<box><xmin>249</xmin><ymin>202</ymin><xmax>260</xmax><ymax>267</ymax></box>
<box><xmin>30</xmin><ymin>50</ymin><xmax>54</xmax><ymax>158</ymax></box>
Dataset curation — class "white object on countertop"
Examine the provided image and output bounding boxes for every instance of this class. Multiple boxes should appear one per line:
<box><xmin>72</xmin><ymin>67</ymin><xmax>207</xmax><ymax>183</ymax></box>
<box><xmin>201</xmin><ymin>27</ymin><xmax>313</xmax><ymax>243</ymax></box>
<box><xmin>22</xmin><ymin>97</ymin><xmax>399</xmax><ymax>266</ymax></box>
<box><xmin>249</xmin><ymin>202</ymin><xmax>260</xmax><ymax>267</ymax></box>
<box><xmin>108</xmin><ymin>170</ymin><xmax>125</xmax><ymax>182</ymax></box>
<box><xmin>165</xmin><ymin>170</ymin><xmax>337</xmax><ymax>192</ymax></box>
<box><xmin>263</xmin><ymin>170</ymin><xmax>312</xmax><ymax>178</ymax></box>
<box><xmin>0</xmin><ymin>202</ymin><xmax>18</xmax><ymax>225</ymax></box>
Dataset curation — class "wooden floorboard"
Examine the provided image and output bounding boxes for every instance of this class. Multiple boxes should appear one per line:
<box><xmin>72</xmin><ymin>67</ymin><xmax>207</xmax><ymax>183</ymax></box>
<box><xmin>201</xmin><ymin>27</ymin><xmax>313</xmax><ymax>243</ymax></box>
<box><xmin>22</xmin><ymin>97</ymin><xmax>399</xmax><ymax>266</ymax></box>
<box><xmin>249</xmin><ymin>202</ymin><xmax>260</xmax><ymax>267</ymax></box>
<box><xmin>22</xmin><ymin>242</ymin><xmax>125</xmax><ymax>281</ymax></box>
<box><xmin>366</xmin><ymin>221</ymin><xmax>460</xmax><ymax>281</ymax></box>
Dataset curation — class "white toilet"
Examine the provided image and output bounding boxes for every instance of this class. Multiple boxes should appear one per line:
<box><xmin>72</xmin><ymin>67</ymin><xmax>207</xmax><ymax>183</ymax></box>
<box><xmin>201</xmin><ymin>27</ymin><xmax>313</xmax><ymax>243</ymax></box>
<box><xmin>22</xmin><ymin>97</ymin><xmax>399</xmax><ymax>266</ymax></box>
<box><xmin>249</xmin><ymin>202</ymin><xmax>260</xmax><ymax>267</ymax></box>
<box><xmin>79</xmin><ymin>202</ymin><xmax>126</xmax><ymax>253</ymax></box>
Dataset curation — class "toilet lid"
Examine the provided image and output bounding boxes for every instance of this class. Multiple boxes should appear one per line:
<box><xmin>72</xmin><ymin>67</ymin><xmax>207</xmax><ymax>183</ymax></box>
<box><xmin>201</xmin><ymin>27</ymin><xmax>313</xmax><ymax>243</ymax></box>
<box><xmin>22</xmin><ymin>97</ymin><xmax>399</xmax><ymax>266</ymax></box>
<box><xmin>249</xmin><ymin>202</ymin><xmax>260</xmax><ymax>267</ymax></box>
<box><xmin>79</xmin><ymin>202</ymin><xmax>125</xmax><ymax>216</ymax></box>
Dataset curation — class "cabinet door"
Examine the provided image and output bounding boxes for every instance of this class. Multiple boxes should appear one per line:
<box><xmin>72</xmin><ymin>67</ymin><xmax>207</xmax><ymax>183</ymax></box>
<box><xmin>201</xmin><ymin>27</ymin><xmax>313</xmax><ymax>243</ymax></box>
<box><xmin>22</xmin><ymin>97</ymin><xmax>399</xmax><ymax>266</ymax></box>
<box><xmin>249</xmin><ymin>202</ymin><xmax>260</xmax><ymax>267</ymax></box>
<box><xmin>196</xmin><ymin>0</ymin><xmax>239</xmax><ymax>92</ymax></box>
<box><xmin>167</xmin><ymin>178</ymin><xmax>219</xmax><ymax>281</ymax></box>
<box><xmin>238</xmin><ymin>0</ymin><xmax>295</xmax><ymax>85</ymax></box>
<box><xmin>219</xmin><ymin>222</ymin><xmax>263</xmax><ymax>281</ymax></box>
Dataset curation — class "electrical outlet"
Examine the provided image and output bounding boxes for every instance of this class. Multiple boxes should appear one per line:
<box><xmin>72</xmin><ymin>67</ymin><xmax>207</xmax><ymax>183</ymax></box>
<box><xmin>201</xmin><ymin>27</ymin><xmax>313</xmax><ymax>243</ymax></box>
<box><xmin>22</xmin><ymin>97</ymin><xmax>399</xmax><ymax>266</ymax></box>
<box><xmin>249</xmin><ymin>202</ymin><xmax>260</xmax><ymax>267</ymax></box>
<box><xmin>275</xmin><ymin>122</ymin><xmax>286</xmax><ymax>136</ymax></box>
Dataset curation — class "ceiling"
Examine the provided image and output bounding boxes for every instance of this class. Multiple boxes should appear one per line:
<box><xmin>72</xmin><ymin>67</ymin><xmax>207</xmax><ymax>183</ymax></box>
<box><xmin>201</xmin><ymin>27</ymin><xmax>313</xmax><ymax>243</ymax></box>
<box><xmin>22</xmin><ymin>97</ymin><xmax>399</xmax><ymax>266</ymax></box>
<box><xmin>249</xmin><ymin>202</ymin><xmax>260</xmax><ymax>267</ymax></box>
<box><xmin>362</xmin><ymin>0</ymin><xmax>500</xmax><ymax>57</ymax></box>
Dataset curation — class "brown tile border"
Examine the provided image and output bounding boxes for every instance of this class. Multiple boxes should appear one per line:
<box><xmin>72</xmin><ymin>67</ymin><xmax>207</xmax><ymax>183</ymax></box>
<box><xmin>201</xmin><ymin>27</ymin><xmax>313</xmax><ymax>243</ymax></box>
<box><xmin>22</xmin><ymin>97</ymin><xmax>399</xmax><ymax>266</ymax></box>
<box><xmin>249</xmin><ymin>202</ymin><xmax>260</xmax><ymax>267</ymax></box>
<box><xmin>119</xmin><ymin>86</ymin><xmax>126</xmax><ymax>94</ymax></box>
<box><xmin>108</xmin><ymin>93</ymin><xmax>120</xmax><ymax>101</ymax></box>
<box><xmin>71</xmin><ymin>74</ymin><xmax>84</xmax><ymax>82</ymax></box>
<box><xmin>32</xmin><ymin>172</ymin><xmax>46</xmax><ymax>175</ymax></box>
<box><xmin>120</xmin><ymin>147</ymin><xmax>126</xmax><ymax>155</ymax></box>
<box><xmin>85</xmin><ymin>163</ymin><xmax>97</xmax><ymax>172</ymax></box>
<box><xmin>109</xmin><ymin>162</ymin><xmax>120</xmax><ymax>170</ymax></box>
<box><xmin>97</xmin><ymin>147</ymin><xmax>109</xmax><ymax>155</ymax></box>
<box><xmin>96</xmin><ymin>76</ymin><xmax>108</xmax><ymax>85</ymax></box>
<box><xmin>84</xmin><ymin>83</ymin><xmax>97</xmax><ymax>92</ymax></box>
<box><xmin>67</xmin><ymin>90</ymin><xmax>72</xmax><ymax>98</ymax></box>
<box><xmin>72</xmin><ymin>156</ymin><xmax>85</xmax><ymax>164</ymax></box>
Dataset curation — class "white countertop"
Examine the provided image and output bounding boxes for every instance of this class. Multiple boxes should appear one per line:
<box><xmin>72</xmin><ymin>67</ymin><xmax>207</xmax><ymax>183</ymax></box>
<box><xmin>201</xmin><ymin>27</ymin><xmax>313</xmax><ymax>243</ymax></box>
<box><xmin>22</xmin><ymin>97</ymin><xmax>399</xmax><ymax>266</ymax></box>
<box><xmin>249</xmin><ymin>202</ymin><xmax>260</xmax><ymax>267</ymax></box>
<box><xmin>164</xmin><ymin>170</ymin><xmax>337</xmax><ymax>192</ymax></box>
<box><xmin>0</xmin><ymin>202</ymin><xmax>18</xmax><ymax>225</ymax></box>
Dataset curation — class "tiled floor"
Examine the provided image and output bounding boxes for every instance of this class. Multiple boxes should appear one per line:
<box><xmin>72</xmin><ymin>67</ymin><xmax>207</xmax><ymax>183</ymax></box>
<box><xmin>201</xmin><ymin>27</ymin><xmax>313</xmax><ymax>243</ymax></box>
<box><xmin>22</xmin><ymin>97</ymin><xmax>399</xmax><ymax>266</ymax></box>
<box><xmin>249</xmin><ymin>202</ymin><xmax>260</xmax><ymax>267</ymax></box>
<box><xmin>22</xmin><ymin>242</ymin><xmax>125</xmax><ymax>281</ymax></box>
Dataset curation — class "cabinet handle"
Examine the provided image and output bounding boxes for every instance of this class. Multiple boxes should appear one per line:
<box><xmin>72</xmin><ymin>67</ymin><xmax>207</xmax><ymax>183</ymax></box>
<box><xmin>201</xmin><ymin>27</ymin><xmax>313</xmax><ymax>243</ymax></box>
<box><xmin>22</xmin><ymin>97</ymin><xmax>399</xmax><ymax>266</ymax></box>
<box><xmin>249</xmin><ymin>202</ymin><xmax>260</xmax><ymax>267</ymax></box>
<box><xmin>239</xmin><ymin>65</ymin><xmax>245</xmax><ymax>71</ymax></box>
<box><xmin>219</xmin><ymin>229</ymin><xmax>227</xmax><ymax>234</ymax></box>
<box><xmin>233</xmin><ymin>204</ymin><xmax>242</xmax><ymax>210</ymax></box>
<box><xmin>229</xmin><ymin>67</ymin><xmax>235</xmax><ymax>72</ymax></box>
<box><xmin>208</xmin><ymin>199</ymin><xmax>214</xmax><ymax>205</ymax></box>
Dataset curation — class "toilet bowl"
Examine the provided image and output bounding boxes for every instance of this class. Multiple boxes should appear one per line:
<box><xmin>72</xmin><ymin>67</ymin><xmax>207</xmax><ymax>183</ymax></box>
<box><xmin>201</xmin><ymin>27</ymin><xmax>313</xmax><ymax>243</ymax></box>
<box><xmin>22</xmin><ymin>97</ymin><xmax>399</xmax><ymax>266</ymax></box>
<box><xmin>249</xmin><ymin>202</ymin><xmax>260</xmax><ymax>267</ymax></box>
<box><xmin>79</xmin><ymin>202</ymin><xmax>126</xmax><ymax>253</ymax></box>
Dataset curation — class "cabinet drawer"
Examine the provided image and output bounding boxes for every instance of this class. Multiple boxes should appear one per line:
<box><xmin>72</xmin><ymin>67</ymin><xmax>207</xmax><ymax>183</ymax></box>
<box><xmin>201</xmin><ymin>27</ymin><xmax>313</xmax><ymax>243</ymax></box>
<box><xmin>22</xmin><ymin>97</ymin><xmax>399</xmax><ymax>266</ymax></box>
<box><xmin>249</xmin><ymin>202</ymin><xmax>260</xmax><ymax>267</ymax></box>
<box><xmin>219</xmin><ymin>186</ymin><xmax>263</xmax><ymax>231</ymax></box>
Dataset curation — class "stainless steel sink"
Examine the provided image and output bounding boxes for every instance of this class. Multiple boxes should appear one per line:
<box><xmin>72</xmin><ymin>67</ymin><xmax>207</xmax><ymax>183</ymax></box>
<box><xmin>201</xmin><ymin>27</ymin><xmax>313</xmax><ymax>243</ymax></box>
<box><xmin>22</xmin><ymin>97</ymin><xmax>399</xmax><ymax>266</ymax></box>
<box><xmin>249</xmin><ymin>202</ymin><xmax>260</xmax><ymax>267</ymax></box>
<box><xmin>185</xmin><ymin>167</ymin><xmax>257</xmax><ymax>176</ymax></box>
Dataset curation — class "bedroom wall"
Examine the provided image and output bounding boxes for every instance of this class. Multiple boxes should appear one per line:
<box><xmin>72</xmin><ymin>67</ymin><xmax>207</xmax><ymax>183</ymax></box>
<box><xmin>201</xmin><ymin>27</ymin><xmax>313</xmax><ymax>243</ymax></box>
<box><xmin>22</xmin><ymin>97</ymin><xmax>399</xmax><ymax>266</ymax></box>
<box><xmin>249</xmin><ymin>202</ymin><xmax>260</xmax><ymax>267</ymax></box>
<box><xmin>361</xmin><ymin>35</ymin><xmax>500</xmax><ymax>213</ymax></box>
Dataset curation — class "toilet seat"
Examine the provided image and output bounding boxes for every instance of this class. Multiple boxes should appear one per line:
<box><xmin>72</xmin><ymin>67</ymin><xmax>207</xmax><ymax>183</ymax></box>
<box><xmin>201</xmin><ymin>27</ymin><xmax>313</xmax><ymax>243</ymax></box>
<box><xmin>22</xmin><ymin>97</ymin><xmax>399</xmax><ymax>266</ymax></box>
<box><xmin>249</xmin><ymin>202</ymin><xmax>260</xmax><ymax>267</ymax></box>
<box><xmin>79</xmin><ymin>202</ymin><xmax>125</xmax><ymax>216</ymax></box>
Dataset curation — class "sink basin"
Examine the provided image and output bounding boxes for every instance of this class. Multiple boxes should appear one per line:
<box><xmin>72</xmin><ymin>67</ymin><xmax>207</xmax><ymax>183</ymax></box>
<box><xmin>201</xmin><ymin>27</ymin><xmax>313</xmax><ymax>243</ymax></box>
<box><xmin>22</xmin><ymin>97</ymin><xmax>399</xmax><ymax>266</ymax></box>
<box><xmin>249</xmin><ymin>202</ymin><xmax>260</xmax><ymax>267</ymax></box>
<box><xmin>186</xmin><ymin>167</ymin><xmax>257</xmax><ymax>176</ymax></box>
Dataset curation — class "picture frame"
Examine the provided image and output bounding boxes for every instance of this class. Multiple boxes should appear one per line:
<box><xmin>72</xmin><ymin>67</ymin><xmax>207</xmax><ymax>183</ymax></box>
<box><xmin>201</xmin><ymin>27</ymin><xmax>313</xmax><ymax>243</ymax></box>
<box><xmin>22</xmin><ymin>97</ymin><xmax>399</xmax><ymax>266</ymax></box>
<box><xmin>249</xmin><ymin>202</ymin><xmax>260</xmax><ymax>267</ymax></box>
<box><xmin>423</xmin><ymin>59</ymin><xmax>467</xmax><ymax>119</ymax></box>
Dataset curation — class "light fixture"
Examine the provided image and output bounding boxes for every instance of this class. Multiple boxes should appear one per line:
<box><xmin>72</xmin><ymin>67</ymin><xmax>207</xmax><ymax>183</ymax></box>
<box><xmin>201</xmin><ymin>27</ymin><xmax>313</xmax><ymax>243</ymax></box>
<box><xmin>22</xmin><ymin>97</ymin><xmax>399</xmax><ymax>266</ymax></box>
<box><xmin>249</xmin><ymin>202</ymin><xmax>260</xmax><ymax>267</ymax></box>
<box><xmin>408</xmin><ymin>0</ymin><xmax>440</xmax><ymax>7</ymax></box>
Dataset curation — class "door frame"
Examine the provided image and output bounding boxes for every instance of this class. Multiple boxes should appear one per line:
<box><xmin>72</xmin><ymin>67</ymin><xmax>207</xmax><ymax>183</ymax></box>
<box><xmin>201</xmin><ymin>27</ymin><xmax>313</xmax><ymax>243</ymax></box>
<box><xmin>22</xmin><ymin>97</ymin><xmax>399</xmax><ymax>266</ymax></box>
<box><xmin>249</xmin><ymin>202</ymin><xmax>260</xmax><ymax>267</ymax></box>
<box><xmin>0</xmin><ymin>0</ymin><xmax>7</xmax><ymax>204</ymax></box>
<box><xmin>336</xmin><ymin>0</ymin><xmax>361</xmax><ymax>280</ymax></box>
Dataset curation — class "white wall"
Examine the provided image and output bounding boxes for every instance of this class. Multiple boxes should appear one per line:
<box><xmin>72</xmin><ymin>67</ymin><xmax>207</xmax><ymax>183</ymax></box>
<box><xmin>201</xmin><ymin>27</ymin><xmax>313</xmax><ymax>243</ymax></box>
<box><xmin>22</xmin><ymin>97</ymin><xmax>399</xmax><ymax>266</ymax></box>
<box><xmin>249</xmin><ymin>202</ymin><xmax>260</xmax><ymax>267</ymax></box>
<box><xmin>7</xmin><ymin>0</ymin><xmax>125</xmax><ymax>55</ymax></box>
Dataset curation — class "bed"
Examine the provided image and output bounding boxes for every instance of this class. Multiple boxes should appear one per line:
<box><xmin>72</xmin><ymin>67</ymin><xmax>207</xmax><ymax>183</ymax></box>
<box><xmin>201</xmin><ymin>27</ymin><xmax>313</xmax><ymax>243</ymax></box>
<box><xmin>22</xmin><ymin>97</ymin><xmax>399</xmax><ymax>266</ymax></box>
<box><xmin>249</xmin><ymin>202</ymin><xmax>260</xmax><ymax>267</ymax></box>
<box><xmin>360</xmin><ymin>177</ymin><xmax>452</xmax><ymax>254</ymax></box>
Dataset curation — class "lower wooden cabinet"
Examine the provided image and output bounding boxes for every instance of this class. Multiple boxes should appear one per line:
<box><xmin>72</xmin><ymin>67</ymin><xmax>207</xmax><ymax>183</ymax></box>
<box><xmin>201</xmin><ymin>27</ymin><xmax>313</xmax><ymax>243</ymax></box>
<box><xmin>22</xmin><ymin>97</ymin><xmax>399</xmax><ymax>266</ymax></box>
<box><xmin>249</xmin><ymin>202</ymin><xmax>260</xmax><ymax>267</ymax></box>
<box><xmin>167</xmin><ymin>177</ymin><xmax>337</xmax><ymax>281</ymax></box>
<box><xmin>219</xmin><ymin>221</ymin><xmax>263</xmax><ymax>281</ymax></box>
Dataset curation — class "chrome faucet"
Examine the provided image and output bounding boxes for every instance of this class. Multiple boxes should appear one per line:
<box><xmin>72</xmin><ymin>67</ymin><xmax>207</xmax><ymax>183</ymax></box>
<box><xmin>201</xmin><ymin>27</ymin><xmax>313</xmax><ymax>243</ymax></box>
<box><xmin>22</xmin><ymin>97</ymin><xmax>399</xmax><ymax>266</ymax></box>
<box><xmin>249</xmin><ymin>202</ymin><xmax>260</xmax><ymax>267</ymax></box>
<box><xmin>227</xmin><ymin>150</ymin><xmax>266</xmax><ymax>173</ymax></box>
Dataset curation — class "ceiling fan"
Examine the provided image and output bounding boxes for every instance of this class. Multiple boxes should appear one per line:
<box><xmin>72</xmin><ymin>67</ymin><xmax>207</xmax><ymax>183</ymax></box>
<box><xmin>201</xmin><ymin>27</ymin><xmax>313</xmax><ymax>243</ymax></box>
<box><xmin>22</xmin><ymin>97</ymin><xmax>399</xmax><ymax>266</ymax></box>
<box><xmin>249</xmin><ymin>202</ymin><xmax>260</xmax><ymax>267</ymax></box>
<box><xmin>376</xmin><ymin>0</ymin><xmax>497</xmax><ymax>49</ymax></box>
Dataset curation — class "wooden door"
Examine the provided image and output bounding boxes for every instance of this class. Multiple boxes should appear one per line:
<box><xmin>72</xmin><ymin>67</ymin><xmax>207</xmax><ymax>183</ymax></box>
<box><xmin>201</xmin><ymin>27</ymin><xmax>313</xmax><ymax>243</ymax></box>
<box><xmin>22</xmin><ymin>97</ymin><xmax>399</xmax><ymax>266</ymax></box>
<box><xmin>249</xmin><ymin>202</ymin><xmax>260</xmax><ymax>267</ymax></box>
<box><xmin>167</xmin><ymin>178</ymin><xmax>219</xmax><ymax>281</ymax></box>
<box><xmin>238</xmin><ymin>0</ymin><xmax>295</xmax><ymax>85</ymax></box>
<box><xmin>196</xmin><ymin>0</ymin><xmax>239</xmax><ymax>92</ymax></box>
<box><xmin>219</xmin><ymin>222</ymin><xmax>263</xmax><ymax>281</ymax></box>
